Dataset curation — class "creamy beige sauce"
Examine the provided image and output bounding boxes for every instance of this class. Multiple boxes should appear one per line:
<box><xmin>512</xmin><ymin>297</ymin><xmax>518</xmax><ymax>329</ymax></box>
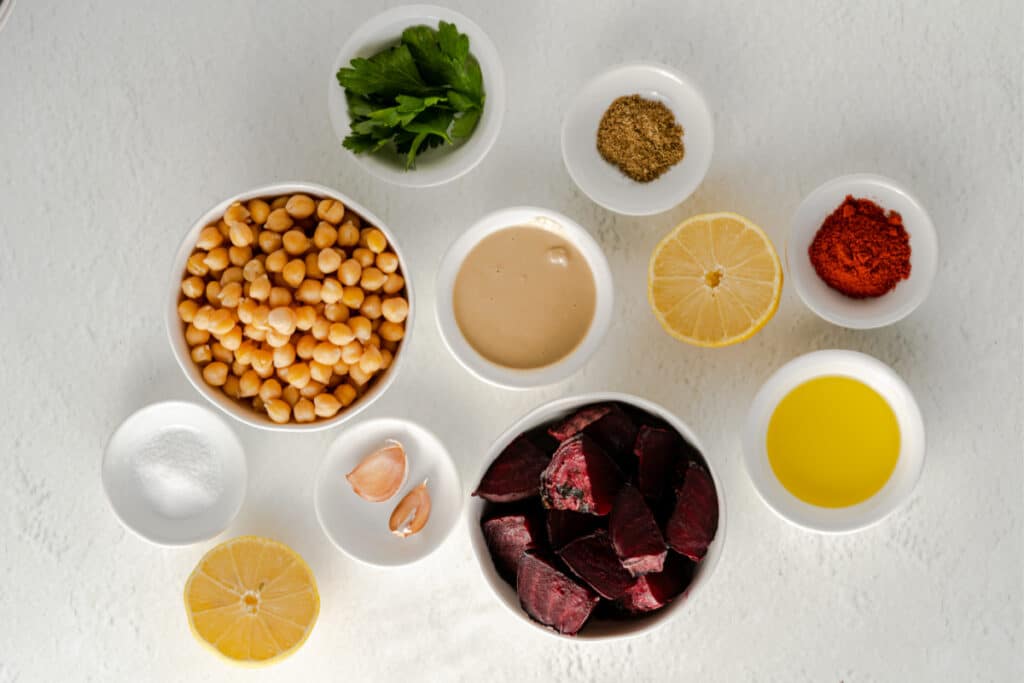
<box><xmin>454</xmin><ymin>226</ymin><xmax>596</xmax><ymax>369</ymax></box>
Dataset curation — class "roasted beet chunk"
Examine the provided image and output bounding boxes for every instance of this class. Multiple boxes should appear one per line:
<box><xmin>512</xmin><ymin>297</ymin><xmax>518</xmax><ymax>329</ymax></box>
<box><xmin>665</xmin><ymin>463</ymin><xmax>719</xmax><ymax>561</ymax></box>
<box><xmin>540</xmin><ymin>434</ymin><xmax>622</xmax><ymax>515</ymax></box>
<box><xmin>481</xmin><ymin>513</ymin><xmax>542</xmax><ymax>584</ymax></box>
<box><xmin>473</xmin><ymin>435</ymin><xmax>551</xmax><ymax>502</ymax></box>
<box><xmin>609</xmin><ymin>486</ymin><xmax>666</xmax><ymax>576</ymax></box>
<box><xmin>517</xmin><ymin>551</ymin><xmax>599</xmax><ymax>635</ymax></box>
<box><xmin>546</xmin><ymin>509</ymin><xmax>602</xmax><ymax>549</ymax></box>
<box><xmin>616</xmin><ymin>553</ymin><xmax>695</xmax><ymax>613</ymax></box>
<box><xmin>633</xmin><ymin>426</ymin><xmax>681</xmax><ymax>501</ymax></box>
<box><xmin>557</xmin><ymin>530</ymin><xmax>634</xmax><ymax>599</ymax></box>
<box><xmin>548</xmin><ymin>403</ymin><xmax>638</xmax><ymax>456</ymax></box>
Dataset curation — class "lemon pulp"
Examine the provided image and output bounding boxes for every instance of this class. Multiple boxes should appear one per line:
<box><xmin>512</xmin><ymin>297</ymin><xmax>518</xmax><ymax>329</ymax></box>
<box><xmin>766</xmin><ymin>376</ymin><xmax>900</xmax><ymax>508</ymax></box>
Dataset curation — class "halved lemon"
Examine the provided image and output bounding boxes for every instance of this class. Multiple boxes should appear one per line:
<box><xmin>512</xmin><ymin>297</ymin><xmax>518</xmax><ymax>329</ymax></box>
<box><xmin>648</xmin><ymin>212</ymin><xmax>783</xmax><ymax>347</ymax></box>
<box><xmin>184</xmin><ymin>536</ymin><xmax>319</xmax><ymax>666</ymax></box>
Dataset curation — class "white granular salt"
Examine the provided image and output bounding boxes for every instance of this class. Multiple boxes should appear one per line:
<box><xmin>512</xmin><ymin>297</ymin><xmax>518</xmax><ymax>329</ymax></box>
<box><xmin>132</xmin><ymin>426</ymin><xmax>225</xmax><ymax>519</ymax></box>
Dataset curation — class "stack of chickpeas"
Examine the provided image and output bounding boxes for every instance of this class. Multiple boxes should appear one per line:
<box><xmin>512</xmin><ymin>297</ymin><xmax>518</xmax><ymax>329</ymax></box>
<box><xmin>177</xmin><ymin>193</ymin><xmax>409</xmax><ymax>424</ymax></box>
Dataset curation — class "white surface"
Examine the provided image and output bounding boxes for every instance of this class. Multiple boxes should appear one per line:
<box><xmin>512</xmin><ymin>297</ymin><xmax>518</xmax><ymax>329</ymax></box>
<box><xmin>102</xmin><ymin>401</ymin><xmax>246</xmax><ymax>545</ymax></box>
<box><xmin>167</xmin><ymin>181</ymin><xmax>414</xmax><ymax>432</ymax></box>
<box><xmin>562</xmin><ymin>62</ymin><xmax>714</xmax><ymax>215</ymax></box>
<box><xmin>743</xmin><ymin>350</ymin><xmax>925</xmax><ymax>533</ymax></box>
<box><xmin>468</xmin><ymin>392</ymin><xmax>725</xmax><ymax>641</ymax></box>
<box><xmin>788</xmin><ymin>174</ymin><xmax>938</xmax><ymax>328</ymax></box>
<box><xmin>327</xmin><ymin>5</ymin><xmax>506</xmax><ymax>187</ymax></box>
<box><xmin>436</xmin><ymin>206</ymin><xmax>614</xmax><ymax>388</ymax></box>
<box><xmin>0</xmin><ymin>0</ymin><xmax>1020</xmax><ymax>681</ymax></box>
<box><xmin>315</xmin><ymin>417</ymin><xmax>461</xmax><ymax>566</ymax></box>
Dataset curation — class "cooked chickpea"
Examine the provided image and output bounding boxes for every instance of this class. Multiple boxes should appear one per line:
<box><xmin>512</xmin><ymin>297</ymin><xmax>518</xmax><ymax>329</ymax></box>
<box><xmin>205</xmin><ymin>281</ymin><xmax>222</xmax><ymax>304</ymax></box>
<box><xmin>295</xmin><ymin>279</ymin><xmax>323</xmax><ymax>304</ymax></box>
<box><xmin>265</xmin><ymin>208</ymin><xmax>293</xmax><ymax>232</ymax></box>
<box><xmin>380</xmin><ymin>349</ymin><xmax>393</xmax><ymax>370</ymax></box>
<box><xmin>341</xmin><ymin>339</ymin><xmax>363</xmax><ymax>365</ymax></box>
<box><xmin>363</xmin><ymin>228</ymin><xmax>388</xmax><ymax>254</ymax></box>
<box><xmin>264</xmin><ymin>250</ymin><xmax>287</xmax><ymax>274</ymax></box>
<box><xmin>203</xmin><ymin>361</ymin><xmax>229</xmax><ymax>387</ymax></box>
<box><xmin>324</xmin><ymin>303</ymin><xmax>350</xmax><ymax>322</ymax></box>
<box><xmin>378</xmin><ymin>321</ymin><xmax>405</xmax><ymax>342</ymax></box>
<box><xmin>211</xmin><ymin>342</ymin><xmax>234</xmax><ymax>364</ymax></box>
<box><xmin>229</xmin><ymin>222</ymin><xmax>254</xmax><ymax>248</ymax></box>
<box><xmin>383</xmin><ymin>273</ymin><xmax>405</xmax><ymax>295</ymax></box>
<box><xmin>320</xmin><ymin>277</ymin><xmax>343</xmax><ymax>304</ymax></box>
<box><xmin>282</xmin><ymin>229</ymin><xmax>308</xmax><ymax>256</ymax></box>
<box><xmin>309</xmin><ymin>360</ymin><xmax>333</xmax><ymax>384</ymax></box>
<box><xmin>204</xmin><ymin>247</ymin><xmax>229</xmax><ymax>271</ymax></box>
<box><xmin>228</xmin><ymin>246</ymin><xmax>251</xmax><ymax>267</ymax></box>
<box><xmin>223</xmin><ymin>375</ymin><xmax>242</xmax><ymax>399</ymax></box>
<box><xmin>376</xmin><ymin>252</ymin><xmax>399</xmax><ymax>273</ymax></box>
<box><xmin>349</xmin><ymin>363</ymin><xmax>372</xmax><ymax>386</ymax></box>
<box><xmin>312</xmin><ymin>342</ymin><xmax>342</xmax><ymax>366</ymax></box>
<box><xmin>283</xmin><ymin>362</ymin><xmax>310</xmax><ymax>389</ymax></box>
<box><xmin>187</xmin><ymin>252</ymin><xmax>209</xmax><ymax>277</ymax></box>
<box><xmin>295</xmin><ymin>305</ymin><xmax>317</xmax><ymax>331</ymax></box>
<box><xmin>266</xmin><ymin>330</ymin><xmax>292</xmax><ymax>348</ymax></box>
<box><xmin>224</xmin><ymin>202</ymin><xmax>250</xmax><ymax>225</ymax></box>
<box><xmin>178</xmin><ymin>299</ymin><xmax>200</xmax><ymax>323</ymax></box>
<box><xmin>244</xmin><ymin>324</ymin><xmax>267</xmax><ymax>342</ymax></box>
<box><xmin>278</xmin><ymin>259</ymin><xmax>303</xmax><ymax>288</ymax></box>
<box><xmin>339</xmin><ymin>259</ymin><xmax>362</xmax><ymax>286</ymax></box>
<box><xmin>221</xmin><ymin>325</ymin><xmax>243</xmax><ymax>350</ymax></box>
<box><xmin>318</xmin><ymin>198</ymin><xmax>345</xmax><ymax>223</ymax></box>
<box><xmin>257</xmin><ymin>230</ymin><xmax>281</xmax><ymax>253</ymax></box>
<box><xmin>252</xmin><ymin>348</ymin><xmax>275</xmax><ymax>377</ymax></box>
<box><xmin>282</xmin><ymin>384</ymin><xmax>301</xmax><ymax>406</ymax></box>
<box><xmin>328</xmin><ymin>322</ymin><xmax>355</xmax><ymax>346</ymax></box>
<box><xmin>314</xmin><ymin>393</ymin><xmax>342</xmax><ymax>418</ymax></box>
<box><xmin>360</xmin><ymin>295</ymin><xmax>382</xmax><ymax>319</ymax></box>
<box><xmin>382</xmin><ymin>297</ymin><xmax>409</xmax><ymax>323</ymax></box>
<box><xmin>266</xmin><ymin>399</ymin><xmax>291</xmax><ymax>424</ymax></box>
<box><xmin>236</xmin><ymin>370</ymin><xmax>260</xmax><ymax>398</ymax></box>
<box><xmin>360</xmin><ymin>267</ymin><xmax>386</xmax><ymax>291</ymax></box>
<box><xmin>349</xmin><ymin>316</ymin><xmax>372</xmax><ymax>343</ymax></box>
<box><xmin>182</xmin><ymin>276</ymin><xmax>205</xmax><ymax>299</ymax></box>
<box><xmin>235</xmin><ymin>341</ymin><xmax>256</xmax><ymax>365</ymax></box>
<box><xmin>220</xmin><ymin>266</ymin><xmax>244</xmax><ymax>286</ymax></box>
<box><xmin>273</xmin><ymin>343</ymin><xmax>296</xmax><ymax>368</ymax></box>
<box><xmin>314</xmin><ymin>222</ymin><xmax>338</xmax><ymax>249</ymax></box>
<box><xmin>193</xmin><ymin>305</ymin><xmax>214</xmax><ymax>331</ymax></box>
<box><xmin>359</xmin><ymin>345</ymin><xmax>383</xmax><ymax>374</ymax></box>
<box><xmin>268</xmin><ymin>286</ymin><xmax>292</xmax><ymax>308</ymax></box>
<box><xmin>249</xmin><ymin>274</ymin><xmax>271</xmax><ymax>301</ymax></box>
<box><xmin>246</xmin><ymin>199</ymin><xmax>270</xmax><ymax>224</ymax></box>
<box><xmin>259</xmin><ymin>379</ymin><xmax>283</xmax><ymax>402</ymax></box>
<box><xmin>242</xmin><ymin>259</ymin><xmax>265</xmax><ymax>283</ymax></box>
<box><xmin>341</xmin><ymin>286</ymin><xmax>365</xmax><ymax>309</ymax></box>
<box><xmin>318</xmin><ymin>248</ymin><xmax>342</xmax><ymax>274</ymax></box>
<box><xmin>285</xmin><ymin>194</ymin><xmax>315</xmax><ymax>219</ymax></box>
<box><xmin>337</xmin><ymin>221</ymin><xmax>360</xmax><ymax>247</ymax></box>
<box><xmin>196</xmin><ymin>226</ymin><xmax>223</xmax><ymax>250</ymax></box>
<box><xmin>353</xmin><ymin>247</ymin><xmax>375</xmax><ymax>267</ymax></box>
<box><xmin>251</xmin><ymin>304</ymin><xmax>270</xmax><ymax>329</ymax></box>
<box><xmin>219</xmin><ymin>281</ymin><xmax>243</xmax><ymax>308</ymax></box>
<box><xmin>293</xmin><ymin>398</ymin><xmax>316</xmax><ymax>423</ymax></box>
<box><xmin>208</xmin><ymin>309</ymin><xmax>234</xmax><ymax>336</ymax></box>
<box><xmin>190</xmin><ymin>344</ymin><xmax>212</xmax><ymax>364</ymax></box>
<box><xmin>296</xmin><ymin>334</ymin><xmax>317</xmax><ymax>360</ymax></box>
<box><xmin>334</xmin><ymin>383</ymin><xmax>357</xmax><ymax>407</ymax></box>
<box><xmin>300</xmin><ymin>380</ymin><xmax>324</xmax><ymax>399</ymax></box>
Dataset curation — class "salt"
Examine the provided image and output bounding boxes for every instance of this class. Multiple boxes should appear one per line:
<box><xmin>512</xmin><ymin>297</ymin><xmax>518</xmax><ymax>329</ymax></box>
<box><xmin>132</xmin><ymin>426</ymin><xmax>224</xmax><ymax>519</ymax></box>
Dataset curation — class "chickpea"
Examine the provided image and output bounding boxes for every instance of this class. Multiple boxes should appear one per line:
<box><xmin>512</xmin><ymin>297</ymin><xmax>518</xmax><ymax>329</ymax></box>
<box><xmin>314</xmin><ymin>222</ymin><xmax>338</xmax><ymax>249</ymax></box>
<box><xmin>273</xmin><ymin>343</ymin><xmax>296</xmax><ymax>368</ymax></box>
<box><xmin>242</xmin><ymin>258</ymin><xmax>265</xmax><ymax>283</ymax></box>
<box><xmin>379</xmin><ymin>320</ymin><xmax>405</xmax><ymax>342</ymax></box>
<box><xmin>216</xmin><ymin>219</ymin><xmax>230</xmax><ymax>237</ymax></box>
<box><xmin>235</xmin><ymin>341</ymin><xmax>256</xmax><ymax>365</ymax></box>
<box><xmin>193</xmin><ymin>305</ymin><xmax>214</xmax><ymax>331</ymax></box>
<box><xmin>363</xmin><ymin>228</ymin><xmax>388</xmax><ymax>254</ymax></box>
<box><xmin>382</xmin><ymin>297</ymin><xmax>409</xmax><ymax>323</ymax></box>
<box><xmin>349</xmin><ymin>316</ymin><xmax>372</xmax><ymax>343</ymax></box>
<box><xmin>293</xmin><ymin>398</ymin><xmax>316</xmax><ymax>423</ymax></box>
<box><xmin>224</xmin><ymin>202</ymin><xmax>250</xmax><ymax>226</ymax></box>
<box><xmin>223</xmin><ymin>375</ymin><xmax>242</xmax><ymax>399</ymax></box>
<box><xmin>205</xmin><ymin>281</ymin><xmax>222</xmax><ymax>304</ymax></box>
<box><xmin>259</xmin><ymin>379</ymin><xmax>283</xmax><ymax>402</ymax></box>
<box><xmin>285</xmin><ymin>194</ymin><xmax>315</xmax><ymax>219</ymax></box>
<box><xmin>380</xmin><ymin>349</ymin><xmax>393</xmax><ymax>370</ymax></box>
<box><xmin>328</xmin><ymin>322</ymin><xmax>355</xmax><ymax>346</ymax></box>
<box><xmin>248</xmin><ymin>199</ymin><xmax>271</xmax><ymax>225</ymax></box>
<box><xmin>221</xmin><ymin>325</ymin><xmax>243</xmax><ymax>350</ymax></box>
<box><xmin>182</xmin><ymin>276</ymin><xmax>205</xmax><ymax>299</ymax></box>
<box><xmin>229</xmin><ymin>245</ymin><xmax>252</xmax><ymax>267</ymax></box>
<box><xmin>318</xmin><ymin>248</ymin><xmax>342</xmax><ymax>274</ymax></box>
<box><xmin>186</xmin><ymin>252</ymin><xmax>209</xmax><ymax>277</ymax></box>
<box><xmin>320</xmin><ymin>277</ymin><xmax>343</xmax><ymax>304</ymax></box>
<box><xmin>237</xmin><ymin>370</ymin><xmax>260</xmax><ymax>398</ymax></box>
<box><xmin>337</xmin><ymin>221</ymin><xmax>360</xmax><ymax>247</ymax></box>
<box><xmin>341</xmin><ymin>286</ymin><xmax>365</xmax><ymax>309</ymax></box>
<box><xmin>309</xmin><ymin>360</ymin><xmax>333</xmax><ymax>385</ymax></box>
<box><xmin>265</xmin><ymin>208</ymin><xmax>294</xmax><ymax>232</ymax></box>
<box><xmin>296</xmin><ymin>279</ymin><xmax>322</xmax><ymax>304</ymax></box>
<box><xmin>317</xmin><ymin>198</ymin><xmax>345</xmax><ymax>223</ymax></box>
<box><xmin>360</xmin><ymin>267</ymin><xmax>386</xmax><ymax>291</ymax></box>
<box><xmin>353</xmin><ymin>247</ymin><xmax>375</xmax><ymax>267</ymax></box>
<box><xmin>269</xmin><ymin>196</ymin><xmax>287</xmax><ymax>210</ymax></box>
<box><xmin>348</xmin><ymin>363</ymin><xmax>372</xmax><ymax>386</ymax></box>
<box><xmin>341</xmin><ymin>340</ymin><xmax>363</xmax><ymax>365</ymax></box>
<box><xmin>285</xmin><ymin>362</ymin><xmax>311</xmax><ymax>389</ymax></box>
<box><xmin>249</xmin><ymin>274</ymin><xmax>271</xmax><ymax>301</ymax></box>
<box><xmin>257</xmin><ymin>230</ymin><xmax>282</xmax><ymax>253</ymax></box>
<box><xmin>277</xmin><ymin>259</ymin><xmax>303</xmax><ymax>288</ymax></box>
<box><xmin>219</xmin><ymin>281</ymin><xmax>243</xmax><ymax>308</ymax></box>
<box><xmin>208</xmin><ymin>309</ymin><xmax>234</xmax><ymax>337</ymax></box>
<box><xmin>268</xmin><ymin>286</ymin><xmax>292</xmax><ymax>308</ymax></box>
<box><xmin>299</xmin><ymin>380</ymin><xmax>324</xmax><ymax>399</ymax></box>
<box><xmin>282</xmin><ymin>229</ymin><xmax>308</xmax><ymax>256</ymax></box>
<box><xmin>211</xmin><ymin>342</ymin><xmax>234</xmax><ymax>364</ymax></box>
<box><xmin>196</xmin><ymin>226</ymin><xmax>223</xmax><ymax>250</ymax></box>
<box><xmin>295</xmin><ymin>305</ymin><xmax>317</xmax><ymax>331</ymax></box>
<box><xmin>252</xmin><ymin>349</ymin><xmax>275</xmax><ymax>378</ymax></box>
<box><xmin>324</xmin><ymin>302</ymin><xmax>350</xmax><ymax>322</ymax></box>
<box><xmin>296</xmin><ymin>334</ymin><xmax>317</xmax><ymax>360</ymax></box>
<box><xmin>244</xmin><ymin>324</ymin><xmax>267</xmax><ymax>342</ymax></box>
<box><xmin>251</xmin><ymin>305</ymin><xmax>270</xmax><ymax>329</ymax></box>
<box><xmin>204</xmin><ymin>247</ymin><xmax>229</xmax><ymax>271</ymax></box>
<box><xmin>178</xmin><ymin>299</ymin><xmax>200</xmax><ymax>323</ymax></box>
<box><xmin>314</xmin><ymin>393</ymin><xmax>342</xmax><ymax>418</ymax></box>
<box><xmin>376</xmin><ymin>252</ymin><xmax>399</xmax><ymax>274</ymax></box>
<box><xmin>266</xmin><ymin>330</ymin><xmax>292</xmax><ymax>348</ymax></box>
<box><xmin>266</xmin><ymin>399</ymin><xmax>291</xmax><ymax>424</ymax></box>
<box><xmin>360</xmin><ymin>295</ymin><xmax>382</xmax><ymax>320</ymax></box>
<box><xmin>312</xmin><ymin>342</ymin><xmax>342</xmax><ymax>366</ymax></box>
<box><xmin>202</xmin><ymin>361</ymin><xmax>229</xmax><ymax>387</ymax></box>
<box><xmin>229</xmin><ymin>222</ymin><xmax>254</xmax><ymax>248</ymax></box>
<box><xmin>220</xmin><ymin>266</ymin><xmax>244</xmax><ymax>286</ymax></box>
<box><xmin>280</xmin><ymin>386</ymin><xmax>299</xmax><ymax>408</ymax></box>
<box><xmin>334</xmin><ymin>383</ymin><xmax>357</xmax><ymax>407</ymax></box>
<box><xmin>359</xmin><ymin>345</ymin><xmax>384</xmax><ymax>374</ymax></box>
<box><xmin>339</xmin><ymin>259</ymin><xmax>362</xmax><ymax>286</ymax></box>
<box><xmin>383</xmin><ymin>273</ymin><xmax>405</xmax><ymax>295</ymax></box>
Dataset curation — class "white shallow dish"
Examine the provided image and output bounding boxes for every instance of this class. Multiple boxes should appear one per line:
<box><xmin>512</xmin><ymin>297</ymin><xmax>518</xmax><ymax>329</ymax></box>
<box><xmin>788</xmin><ymin>173</ymin><xmax>938</xmax><ymax>329</ymax></box>
<box><xmin>561</xmin><ymin>62</ymin><xmax>714</xmax><ymax>216</ymax></box>
<box><xmin>468</xmin><ymin>392</ymin><xmax>726</xmax><ymax>641</ymax></box>
<box><xmin>166</xmin><ymin>181</ymin><xmax>413</xmax><ymax>432</ymax></box>
<box><xmin>328</xmin><ymin>4</ymin><xmax>506</xmax><ymax>187</ymax></box>
<box><xmin>743</xmin><ymin>350</ymin><xmax>925</xmax><ymax>533</ymax></box>
<box><xmin>102</xmin><ymin>401</ymin><xmax>246</xmax><ymax>546</ymax></box>
<box><xmin>435</xmin><ymin>206</ymin><xmax>614</xmax><ymax>389</ymax></box>
<box><xmin>315</xmin><ymin>417</ymin><xmax>462</xmax><ymax>567</ymax></box>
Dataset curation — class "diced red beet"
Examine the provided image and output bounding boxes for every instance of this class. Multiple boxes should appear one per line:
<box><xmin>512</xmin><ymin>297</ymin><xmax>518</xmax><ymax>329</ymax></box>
<box><xmin>609</xmin><ymin>485</ymin><xmax>666</xmax><ymax>576</ymax></box>
<box><xmin>548</xmin><ymin>403</ymin><xmax>638</xmax><ymax>457</ymax></box>
<box><xmin>633</xmin><ymin>426</ymin><xmax>681</xmax><ymax>501</ymax></box>
<box><xmin>557</xmin><ymin>530</ymin><xmax>634</xmax><ymax>600</ymax></box>
<box><xmin>481</xmin><ymin>513</ymin><xmax>542</xmax><ymax>584</ymax></box>
<box><xmin>616</xmin><ymin>553</ymin><xmax>695</xmax><ymax>613</ymax></box>
<box><xmin>540</xmin><ymin>434</ymin><xmax>623</xmax><ymax>515</ymax></box>
<box><xmin>517</xmin><ymin>551</ymin><xmax>599</xmax><ymax>635</ymax></box>
<box><xmin>665</xmin><ymin>463</ymin><xmax>719</xmax><ymax>561</ymax></box>
<box><xmin>546</xmin><ymin>509</ymin><xmax>602</xmax><ymax>549</ymax></box>
<box><xmin>473</xmin><ymin>435</ymin><xmax>551</xmax><ymax>502</ymax></box>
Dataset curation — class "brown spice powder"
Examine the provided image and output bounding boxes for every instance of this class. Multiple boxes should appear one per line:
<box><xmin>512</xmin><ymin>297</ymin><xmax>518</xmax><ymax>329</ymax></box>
<box><xmin>596</xmin><ymin>94</ymin><xmax>685</xmax><ymax>182</ymax></box>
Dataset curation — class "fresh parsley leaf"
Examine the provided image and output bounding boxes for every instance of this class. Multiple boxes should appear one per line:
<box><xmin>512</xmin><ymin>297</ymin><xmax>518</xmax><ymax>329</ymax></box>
<box><xmin>446</xmin><ymin>89</ymin><xmax>477</xmax><ymax>112</ymax></box>
<box><xmin>336</xmin><ymin>45</ymin><xmax>439</xmax><ymax>98</ymax></box>
<box><xmin>451</xmin><ymin>108</ymin><xmax>481</xmax><ymax>138</ymax></box>
<box><xmin>405</xmin><ymin>109</ymin><xmax>454</xmax><ymax>143</ymax></box>
<box><xmin>401</xmin><ymin>22</ymin><xmax>484</xmax><ymax>104</ymax></box>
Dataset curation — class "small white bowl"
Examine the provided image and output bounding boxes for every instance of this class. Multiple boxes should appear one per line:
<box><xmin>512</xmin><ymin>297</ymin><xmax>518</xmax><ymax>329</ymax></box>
<box><xmin>468</xmin><ymin>392</ymin><xmax>726</xmax><ymax>641</ymax></box>
<box><xmin>435</xmin><ymin>206</ymin><xmax>614</xmax><ymax>389</ymax></box>
<box><xmin>561</xmin><ymin>62</ymin><xmax>714</xmax><ymax>216</ymax></box>
<box><xmin>743</xmin><ymin>350</ymin><xmax>925</xmax><ymax>533</ymax></box>
<box><xmin>0</xmin><ymin>0</ymin><xmax>16</xmax><ymax>34</ymax></box>
<box><xmin>328</xmin><ymin>4</ymin><xmax>506</xmax><ymax>188</ymax></box>
<box><xmin>314</xmin><ymin>417</ymin><xmax>462</xmax><ymax>567</ymax></box>
<box><xmin>788</xmin><ymin>173</ymin><xmax>938</xmax><ymax>328</ymax></box>
<box><xmin>102</xmin><ymin>401</ymin><xmax>247</xmax><ymax>546</ymax></box>
<box><xmin>166</xmin><ymin>181</ymin><xmax>413</xmax><ymax>432</ymax></box>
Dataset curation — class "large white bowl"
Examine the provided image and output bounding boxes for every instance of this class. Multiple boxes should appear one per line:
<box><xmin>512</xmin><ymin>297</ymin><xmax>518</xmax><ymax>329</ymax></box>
<box><xmin>467</xmin><ymin>392</ymin><xmax>727</xmax><ymax>641</ymax></box>
<box><xmin>166</xmin><ymin>181</ymin><xmax>414</xmax><ymax>432</ymax></box>
<box><xmin>787</xmin><ymin>173</ymin><xmax>938</xmax><ymax>329</ymax></box>
<box><xmin>743</xmin><ymin>350</ymin><xmax>925</xmax><ymax>533</ymax></box>
<box><xmin>328</xmin><ymin>4</ymin><xmax>506</xmax><ymax>188</ymax></box>
<box><xmin>435</xmin><ymin>207</ymin><xmax>614</xmax><ymax>389</ymax></box>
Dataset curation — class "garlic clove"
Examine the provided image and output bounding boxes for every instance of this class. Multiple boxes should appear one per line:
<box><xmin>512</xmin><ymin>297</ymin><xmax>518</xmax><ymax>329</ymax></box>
<box><xmin>346</xmin><ymin>439</ymin><xmax>407</xmax><ymax>502</ymax></box>
<box><xmin>389</xmin><ymin>480</ymin><xmax>431</xmax><ymax>538</ymax></box>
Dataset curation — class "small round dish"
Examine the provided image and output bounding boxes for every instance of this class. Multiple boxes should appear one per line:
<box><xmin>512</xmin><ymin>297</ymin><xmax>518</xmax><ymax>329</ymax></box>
<box><xmin>468</xmin><ymin>392</ymin><xmax>726</xmax><ymax>641</ymax></box>
<box><xmin>743</xmin><ymin>350</ymin><xmax>925</xmax><ymax>533</ymax></box>
<box><xmin>561</xmin><ymin>62</ymin><xmax>714</xmax><ymax>216</ymax></box>
<box><xmin>314</xmin><ymin>417</ymin><xmax>461</xmax><ymax>567</ymax></box>
<box><xmin>328</xmin><ymin>4</ymin><xmax>506</xmax><ymax>188</ymax></box>
<box><xmin>166</xmin><ymin>181</ymin><xmax>413</xmax><ymax>432</ymax></box>
<box><xmin>788</xmin><ymin>173</ymin><xmax>938</xmax><ymax>329</ymax></box>
<box><xmin>435</xmin><ymin>206</ymin><xmax>614</xmax><ymax>389</ymax></box>
<box><xmin>0</xmin><ymin>0</ymin><xmax>16</xmax><ymax>34</ymax></box>
<box><xmin>101</xmin><ymin>401</ymin><xmax>246</xmax><ymax>546</ymax></box>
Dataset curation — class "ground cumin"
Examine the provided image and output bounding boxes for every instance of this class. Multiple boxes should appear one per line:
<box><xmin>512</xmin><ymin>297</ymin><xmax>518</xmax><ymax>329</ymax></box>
<box><xmin>596</xmin><ymin>94</ymin><xmax>684</xmax><ymax>182</ymax></box>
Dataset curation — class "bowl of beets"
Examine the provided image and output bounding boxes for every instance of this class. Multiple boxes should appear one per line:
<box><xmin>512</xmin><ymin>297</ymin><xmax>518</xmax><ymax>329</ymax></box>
<box><xmin>469</xmin><ymin>393</ymin><xmax>724</xmax><ymax>639</ymax></box>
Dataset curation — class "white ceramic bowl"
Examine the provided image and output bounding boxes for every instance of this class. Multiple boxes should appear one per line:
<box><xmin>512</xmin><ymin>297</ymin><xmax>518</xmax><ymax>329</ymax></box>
<box><xmin>561</xmin><ymin>62</ymin><xmax>714</xmax><ymax>216</ymax></box>
<box><xmin>0</xmin><ymin>0</ymin><xmax>16</xmax><ymax>34</ymax></box>
<box><xmin>314</xmin><ymin>417</ymin><xmax>462</xmax><ymax>567</ymax></box>
<box><xmin>102</xmin><ymin>401</ymin><xmax>246</xmax><ymax>545</ymax></box>
<box><xmin>743</xmin><ymin>350</ymin><xmax>925</xmax><ymax>533</ymax></box>
<box><xmin>167</xmin><ymin>181</ymin><xmax>414</xmax><ymax>432</ymax></box>
<box><xmin>468</xmin><ymin>392</ymin><xmax>726</xmax><ymax>641</ymax></box>
<box><xmin>788</xmin><ymin>173</ymin><xmax>938</xmax><ymax>328</ymax></box>
<box><xmin>328</xmin><ymin>4</ymin><xmax>506</xmax><ymax>187</ymax></box>
<box><xmin>435</xmin><ymin>206</ymin><xmax>614</xmax><ymax>389</ymax></box>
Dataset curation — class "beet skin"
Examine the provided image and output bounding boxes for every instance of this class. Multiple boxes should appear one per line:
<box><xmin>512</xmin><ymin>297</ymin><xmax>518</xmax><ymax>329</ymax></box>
<box><xmin>557</xmin><ymin>530</ymin><xmax>634</xmax><ymax>600</ymax></box>
<box><xmin>548</xmin><ymin>403</ymin><xmax>639</xmax><ymax>457</ymax></box>
<box><xmin>609</xmin><ymin>485</ymin><xmax>667</xmax><ymax>576</ymax></box>
<box><xmin>665</xmin><ymin>463</ymin><xmax>719</xmax><ymax>561</ymax></box>
<box><xmin>517</xmin><ymin>551</ymin><xmax>599</xmax><ymax>635</ymax></box>
<box><xmin>481</xmin><ymin>513</ymin><xmax>543</xmax><ymax>584</ymax></box>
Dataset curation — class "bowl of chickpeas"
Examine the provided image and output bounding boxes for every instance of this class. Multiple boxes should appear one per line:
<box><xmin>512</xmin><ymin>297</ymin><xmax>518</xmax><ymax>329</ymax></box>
<box><xmin>168</xmin><ymin>182</ymin><xmax>412</xmax><ymax>430</ymax></box>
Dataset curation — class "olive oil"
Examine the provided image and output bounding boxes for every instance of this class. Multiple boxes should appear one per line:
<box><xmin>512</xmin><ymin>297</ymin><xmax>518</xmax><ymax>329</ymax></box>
<box><xmin>766</xmin><ymin>376</ymin><xmax>900</xmax><ymax>508</ymax></box>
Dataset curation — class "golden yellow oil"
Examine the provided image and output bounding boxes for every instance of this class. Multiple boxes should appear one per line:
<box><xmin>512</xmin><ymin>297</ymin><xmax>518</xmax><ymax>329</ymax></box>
<box><xmin>766</xmin><ymin>375</ymin><xmax>900</xmax><ymax>508</ymax></box>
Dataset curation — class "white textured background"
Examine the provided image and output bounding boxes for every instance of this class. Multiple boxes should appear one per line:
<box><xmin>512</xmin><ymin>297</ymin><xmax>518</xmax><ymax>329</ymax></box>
<box><xmin>1</xmin><ymin>0</ymin><xmax>1021</xmax><ymax>680</ymax></box>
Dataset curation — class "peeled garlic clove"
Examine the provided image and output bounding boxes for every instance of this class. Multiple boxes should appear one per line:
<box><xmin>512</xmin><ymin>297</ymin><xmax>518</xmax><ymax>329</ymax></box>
<box><xmin>389</xmin><ymin>480</ymin><xmax>431</xmax><ymax>538</ymax></box>
<box><xmin>346</xmin><ymin>439</ymin><xmax>407</xmax><ymax>502</ymax></box>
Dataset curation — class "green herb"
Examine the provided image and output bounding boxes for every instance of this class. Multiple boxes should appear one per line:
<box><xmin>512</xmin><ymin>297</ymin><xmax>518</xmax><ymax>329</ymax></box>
<box><xmin>336</xmin><ymin>21</ymin><xmax>485</xmax><ymax>170</ymax></box>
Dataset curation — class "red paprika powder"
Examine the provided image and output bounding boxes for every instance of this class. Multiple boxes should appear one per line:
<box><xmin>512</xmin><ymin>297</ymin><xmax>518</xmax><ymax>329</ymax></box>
<box><xmin>808</xmin><ymin>195</ymin><xmax>912</xmax><ymax>298</ymax></box>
